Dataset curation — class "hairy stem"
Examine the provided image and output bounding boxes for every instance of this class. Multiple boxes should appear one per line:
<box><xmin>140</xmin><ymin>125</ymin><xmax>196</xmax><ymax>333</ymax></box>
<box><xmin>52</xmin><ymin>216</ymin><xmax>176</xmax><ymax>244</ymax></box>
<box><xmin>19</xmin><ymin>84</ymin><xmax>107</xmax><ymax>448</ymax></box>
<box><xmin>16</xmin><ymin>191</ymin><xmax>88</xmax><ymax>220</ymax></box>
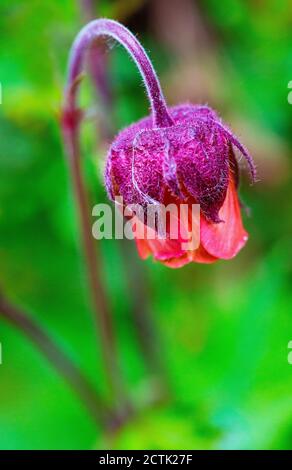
<box><xmin>65</xmin><ymin>19</ymin><xmax>173</xmax><ymax>128</ymax></box>
<box><xmin>62</xmin><ymin>18</ymin><xmax>172</xmax><ymax>407</ymax></box>
<box><xmin>77</xmin><ymin>14</ymin><xmax>166</xmax><ymax>378</ymax></box>
<box><xmin>61</xmin><ymin>17</ymin><xmax>172</xmax><ymax>410</ymax></box>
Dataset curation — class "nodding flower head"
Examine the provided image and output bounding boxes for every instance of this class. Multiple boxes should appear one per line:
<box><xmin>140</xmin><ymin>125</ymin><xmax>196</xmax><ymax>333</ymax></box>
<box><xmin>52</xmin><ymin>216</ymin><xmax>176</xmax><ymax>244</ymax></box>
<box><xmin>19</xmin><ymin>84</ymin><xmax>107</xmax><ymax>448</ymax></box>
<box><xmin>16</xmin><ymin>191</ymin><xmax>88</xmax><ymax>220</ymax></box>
<box><xmin>64</xmin><ymin>19</ymin><xmax>256</xmax><ymax>268</ymax></box>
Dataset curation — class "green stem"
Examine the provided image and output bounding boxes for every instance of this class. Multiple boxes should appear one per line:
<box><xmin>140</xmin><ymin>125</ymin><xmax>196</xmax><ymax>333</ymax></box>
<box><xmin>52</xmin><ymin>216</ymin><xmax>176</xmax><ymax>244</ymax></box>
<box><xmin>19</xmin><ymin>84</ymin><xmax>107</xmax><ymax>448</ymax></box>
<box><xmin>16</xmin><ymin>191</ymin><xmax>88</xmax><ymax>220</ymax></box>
<box><xmin>0</xmin><ymin>291</ymin><xmax>116</xmax><ymax>429</ymax></box>
<box><xmin>62</xmin><ymin>121</ymin><xmax>127</xmax><ymax>407</ymax></box>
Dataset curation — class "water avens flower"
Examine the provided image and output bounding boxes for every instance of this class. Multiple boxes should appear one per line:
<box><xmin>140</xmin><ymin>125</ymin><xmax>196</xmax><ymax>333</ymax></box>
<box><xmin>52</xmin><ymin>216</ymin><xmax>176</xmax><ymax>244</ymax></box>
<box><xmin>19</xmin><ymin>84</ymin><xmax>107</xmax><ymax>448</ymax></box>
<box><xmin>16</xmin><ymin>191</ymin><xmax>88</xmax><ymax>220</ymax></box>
<box><xmin>64</xmin><ymin>19</ymin><xmax>256</xmax><ymax>268</ymax></box>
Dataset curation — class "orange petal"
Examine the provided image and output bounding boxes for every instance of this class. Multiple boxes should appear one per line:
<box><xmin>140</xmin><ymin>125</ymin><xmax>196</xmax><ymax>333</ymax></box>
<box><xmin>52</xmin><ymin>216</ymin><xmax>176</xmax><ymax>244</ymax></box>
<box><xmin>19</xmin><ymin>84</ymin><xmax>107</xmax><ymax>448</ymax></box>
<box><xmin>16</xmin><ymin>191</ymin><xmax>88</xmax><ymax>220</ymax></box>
<box><xmin>200</xmin><ymin>177</ymin><xmax>248</xmax><ymax>259</ymax></box>
<box><xmin>160</xmin><ymin>253</ymin><xmax>192</xmax><ymax>268</ymax></box>
<box><xmin>135</xmin><ymin>238</ymin><xmax>152</xmax><ymax>260</ymax></box>
<box><xmin>191</xmin><ymin>244</ymin><xmax>218</xmax><ymax>264</ymax></box>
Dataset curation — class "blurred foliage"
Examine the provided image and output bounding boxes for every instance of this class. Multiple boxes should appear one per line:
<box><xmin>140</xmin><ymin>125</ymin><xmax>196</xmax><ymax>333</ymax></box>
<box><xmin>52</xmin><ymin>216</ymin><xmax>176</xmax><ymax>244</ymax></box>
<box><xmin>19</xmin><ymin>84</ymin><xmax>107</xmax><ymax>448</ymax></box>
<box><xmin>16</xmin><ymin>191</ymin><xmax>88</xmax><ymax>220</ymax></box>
<box><xmin>0</xmin><ymin>0</ymin><xmax>292</xmax><ymax>450</ymax></box>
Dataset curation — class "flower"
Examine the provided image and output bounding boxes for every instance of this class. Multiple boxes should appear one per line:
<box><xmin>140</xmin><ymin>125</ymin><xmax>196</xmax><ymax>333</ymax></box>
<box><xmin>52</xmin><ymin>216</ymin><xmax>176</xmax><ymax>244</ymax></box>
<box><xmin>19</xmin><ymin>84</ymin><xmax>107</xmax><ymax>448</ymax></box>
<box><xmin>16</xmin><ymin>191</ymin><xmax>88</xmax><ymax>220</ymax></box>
<box><xmin>62</xmin><ymin>18</ymin><xmax>256</xmax><ymax>268</ymax></box>
<box><xmin>105</xmin><ymin>104</ymin><xmax>256</xmax><ymax>267</ymax></box>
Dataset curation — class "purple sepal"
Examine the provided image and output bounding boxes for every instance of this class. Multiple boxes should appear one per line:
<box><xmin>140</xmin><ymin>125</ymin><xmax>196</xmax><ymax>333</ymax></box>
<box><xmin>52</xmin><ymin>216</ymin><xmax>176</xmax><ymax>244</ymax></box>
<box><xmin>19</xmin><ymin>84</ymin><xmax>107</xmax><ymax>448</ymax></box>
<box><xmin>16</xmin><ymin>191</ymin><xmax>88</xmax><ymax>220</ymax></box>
<box><xmin>105</xmin><ymin>104</ymin><xmax>256</xmax><ymax>223</ymax></box>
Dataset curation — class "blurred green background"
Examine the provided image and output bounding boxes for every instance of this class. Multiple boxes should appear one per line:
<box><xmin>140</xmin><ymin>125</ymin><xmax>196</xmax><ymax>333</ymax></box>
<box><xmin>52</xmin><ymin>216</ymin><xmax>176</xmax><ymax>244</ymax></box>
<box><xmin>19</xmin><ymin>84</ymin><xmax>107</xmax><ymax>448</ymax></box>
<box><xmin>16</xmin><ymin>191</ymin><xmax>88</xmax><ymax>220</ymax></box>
<box><xmin>0</xmin><ymin>0</ymin><xmax>292</xmax><ymax>450</ymax></box>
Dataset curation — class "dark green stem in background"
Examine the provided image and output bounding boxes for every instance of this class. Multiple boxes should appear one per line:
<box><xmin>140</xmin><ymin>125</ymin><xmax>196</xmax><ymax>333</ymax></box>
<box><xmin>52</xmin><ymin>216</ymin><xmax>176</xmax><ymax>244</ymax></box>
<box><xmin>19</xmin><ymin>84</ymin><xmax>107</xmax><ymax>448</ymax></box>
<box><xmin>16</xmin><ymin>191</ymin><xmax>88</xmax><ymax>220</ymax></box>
<box><xmin>0</xmin><ymin>292</ymin><xmax>115</xmax><ymax>429</ymax></box>
<box><xmin>62</xmin><ymin>123</ymin><xmax>126</xmax><ymax>406</ymax></box>
<box><xmin>120</xmin><ymin>239</ymin><xmax>165</xmax><ymax>376</ymax></box>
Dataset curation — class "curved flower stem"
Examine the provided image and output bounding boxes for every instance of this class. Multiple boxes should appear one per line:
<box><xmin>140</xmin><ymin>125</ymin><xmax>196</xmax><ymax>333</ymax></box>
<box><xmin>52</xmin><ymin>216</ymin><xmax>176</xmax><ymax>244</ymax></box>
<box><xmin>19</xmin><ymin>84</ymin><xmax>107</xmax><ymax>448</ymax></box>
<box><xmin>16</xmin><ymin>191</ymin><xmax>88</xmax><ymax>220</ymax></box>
<box><xmin>65</xmin><ymin>19</ymin><xmax>173</xmax><ymax>128</ymax></box>
<box><xmin>77</xmin><ymin>10</ymin><xmax>165</xmax><ymax>378</ymax></box>
<box><xmin>62</xmin><ymin>18</ymin><xmax>173</xmax><ymax>406</ymax></box>
<box><xmin>0</xmin><ymin>292</ymin><xmax>116</xmax><ymax>429</ymax></box>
